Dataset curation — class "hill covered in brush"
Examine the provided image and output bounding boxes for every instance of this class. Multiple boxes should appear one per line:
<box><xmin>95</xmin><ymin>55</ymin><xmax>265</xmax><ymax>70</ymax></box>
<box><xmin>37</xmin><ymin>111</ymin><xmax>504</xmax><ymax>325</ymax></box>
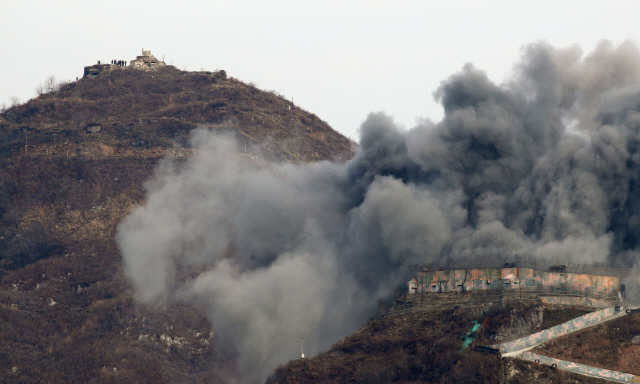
<box><xmin>0</xmin><ymin>65</ymin><xmax>352</xmax><ymax>163</ymax></box>
<box><xmin>0</xmin><ymin>65</ymin><xmax>352</xmax><ymax>383</ymax></box>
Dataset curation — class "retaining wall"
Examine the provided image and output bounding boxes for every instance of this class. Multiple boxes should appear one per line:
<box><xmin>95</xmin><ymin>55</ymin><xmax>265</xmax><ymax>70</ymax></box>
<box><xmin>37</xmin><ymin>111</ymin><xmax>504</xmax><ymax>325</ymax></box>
<box><xmin>521</xmin><ymin>352</ymin><xmax>640</xmax><ymax>383</ymax></box>
<box><xmin>377</xmin><ymin>290</ymin><xmax>617</xmax><ymax>318</ymax></box>
<box><xmin>539</xmin><ymin>295</ymin><xmax>615</xmax><ymax>309</ymax></box>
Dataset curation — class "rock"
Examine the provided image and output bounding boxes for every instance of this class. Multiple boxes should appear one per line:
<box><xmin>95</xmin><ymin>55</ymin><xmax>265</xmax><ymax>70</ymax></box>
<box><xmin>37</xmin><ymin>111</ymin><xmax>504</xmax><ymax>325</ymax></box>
<box><xmin>631</xmin><ymin>335</ymin><xmax>640</xmax><ymax>344</ymax></box>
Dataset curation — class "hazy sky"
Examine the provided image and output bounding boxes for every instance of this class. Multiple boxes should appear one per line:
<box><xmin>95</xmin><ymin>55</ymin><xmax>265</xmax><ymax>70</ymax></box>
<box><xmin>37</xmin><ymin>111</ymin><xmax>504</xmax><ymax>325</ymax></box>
<box><xmin>2</xmin><ymin>1</ymin><xmax>640</xmax><ymax>139</ymax></box>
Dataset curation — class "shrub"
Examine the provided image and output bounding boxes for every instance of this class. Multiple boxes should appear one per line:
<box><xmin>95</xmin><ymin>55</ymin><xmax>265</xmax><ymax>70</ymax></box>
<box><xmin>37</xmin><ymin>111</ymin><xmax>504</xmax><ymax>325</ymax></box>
<box><xmin>0</xmin><ymin>223</ymin><xmax>62</xmax><ymax>269</ymax></box>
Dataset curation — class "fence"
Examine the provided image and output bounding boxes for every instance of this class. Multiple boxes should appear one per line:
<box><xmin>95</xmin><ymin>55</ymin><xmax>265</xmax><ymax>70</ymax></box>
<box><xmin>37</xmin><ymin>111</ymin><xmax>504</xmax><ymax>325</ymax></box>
<box><xmin>401</xmin><ymin>287</ymin><xmax>620</xmax><ymax>302</ymax></box>
<box><xmin>376</xmin><ymin>289</ymin><xmax>619</xmax><ymax>318</ymax></box>
<box><xmin>416</xmin><ymin>254</ymin><xmax>628</xmax><ymax>278</ymax></box>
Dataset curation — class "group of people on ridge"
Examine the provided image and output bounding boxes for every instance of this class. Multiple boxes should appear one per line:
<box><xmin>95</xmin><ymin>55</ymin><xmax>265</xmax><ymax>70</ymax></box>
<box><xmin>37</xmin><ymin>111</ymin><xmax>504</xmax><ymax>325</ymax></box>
<box><xmin>112</xmin><ymin>59</ymin><xmax>127</xmax><ymax>66</ymax></box>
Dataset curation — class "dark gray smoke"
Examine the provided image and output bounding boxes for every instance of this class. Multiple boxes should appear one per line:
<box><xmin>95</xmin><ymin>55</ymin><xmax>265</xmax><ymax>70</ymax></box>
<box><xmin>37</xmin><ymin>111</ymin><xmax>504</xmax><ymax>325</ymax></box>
<box><xmin>117</xmin><ymin>40</ymin><xmax>640</xmax><ymax>382</ymax></box>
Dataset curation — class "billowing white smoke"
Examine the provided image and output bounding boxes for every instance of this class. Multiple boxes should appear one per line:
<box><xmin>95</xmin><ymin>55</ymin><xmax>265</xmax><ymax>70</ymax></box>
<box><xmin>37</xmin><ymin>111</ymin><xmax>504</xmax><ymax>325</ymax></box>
<box><xmin>117</xmin><ymin>40</ymin><xmax>640</xmax><ymax>382</ymax></box>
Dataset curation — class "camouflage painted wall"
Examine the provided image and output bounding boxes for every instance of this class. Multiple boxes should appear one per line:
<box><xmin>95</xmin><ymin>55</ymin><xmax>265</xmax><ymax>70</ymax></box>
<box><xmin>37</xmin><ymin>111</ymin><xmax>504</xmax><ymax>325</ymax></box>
<box><xmin>494</xmin><ymin>307</ymin><xmax>617</xmax><ymax>353</ymax></box>
<box><xmin>521</xmin><ymin>352</ymin><xmax>640</xmax><ymax>383</ymax></box>
<box><xmin>539</xmin><ymin>295</ymin><xmax>614</xmax><ymax>308</ymax></box>
<box><xmin>409</xmin><ymin>267</ymin><xmax>620</xmax><ymax>297</ymax></box>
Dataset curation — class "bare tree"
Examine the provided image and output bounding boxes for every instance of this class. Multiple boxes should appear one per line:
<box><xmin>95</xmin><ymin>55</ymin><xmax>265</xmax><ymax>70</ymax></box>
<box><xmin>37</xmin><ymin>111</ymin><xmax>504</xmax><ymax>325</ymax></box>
<box><xmin>44</xmin><ymin>75</ymin><xmax>58</xmax><ymax>93</ymax></box>
<box><xmin>10</xmin><ymin>96</ymin><xmax>20</xmax><ymax>107</ymax></box>
<box><xmin>36</xmin><ymin>76</ymin><xmax>59</xmax><ymax>95</ymax></box>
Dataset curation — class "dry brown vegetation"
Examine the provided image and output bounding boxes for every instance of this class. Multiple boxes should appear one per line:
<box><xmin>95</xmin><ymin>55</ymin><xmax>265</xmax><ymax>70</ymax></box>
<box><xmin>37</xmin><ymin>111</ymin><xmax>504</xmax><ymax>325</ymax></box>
<box><xmin>266</xmin><ymin>304</ymin><xmax>598</xmax><ymax>384</ymax></box>
<box><xmin>504</xmin><ymin>358</ymin><xmax>610</xmax><ymax>383</ymax></box>
<box><xmin>0</xmin><ymin>65</ymin><xmax>352</xmax><ymax>383</ymax></box>
<box><xmin>0</xmin><ymin>154</ymin><xmax>225</xmax><ymax>383</ymax></box>
<box><xmin>533</xmin><ymin>312</ymin><xmax>640</xmax><ymax>375</ymax></box>
<box><xmin>0</xmin><ymin>64</ymin><xmax>614</xmax><ymax>384</ymax></box>
<box><xmin>0</xmin><ymin>66</ymin><xmax>353</xmax><ymax>164</ymax></box>
<box><xmin>267</xmin><ymin>309</ymin><xmax>503</xmax><ymax>384</ymax></box>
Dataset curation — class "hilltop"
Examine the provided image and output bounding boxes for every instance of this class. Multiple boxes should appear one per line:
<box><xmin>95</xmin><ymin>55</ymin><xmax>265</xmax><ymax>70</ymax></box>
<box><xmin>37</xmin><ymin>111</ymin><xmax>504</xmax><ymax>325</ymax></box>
<box><xmin>0</xmin><ymin>63</ymin><xmax>352</xmax><ymax>383</ymax></box>
<box><xmin>0</xmin><ymin>64</ymin><xmax>352</xmax><ymax>163</ymax></box>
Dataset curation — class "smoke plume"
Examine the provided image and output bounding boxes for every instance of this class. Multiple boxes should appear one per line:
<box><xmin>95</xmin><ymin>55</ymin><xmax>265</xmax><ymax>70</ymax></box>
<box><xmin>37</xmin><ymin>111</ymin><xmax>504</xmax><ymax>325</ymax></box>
<box><xmin>117</xmin><ymin>40</ymin><xmax>640</xmax><ymax>381</ymax></box>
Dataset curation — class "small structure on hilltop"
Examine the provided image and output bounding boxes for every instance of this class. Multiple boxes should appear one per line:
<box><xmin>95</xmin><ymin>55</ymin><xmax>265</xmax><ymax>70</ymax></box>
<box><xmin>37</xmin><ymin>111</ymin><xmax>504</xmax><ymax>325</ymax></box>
<box><xmin>129</xmin><ymin>49</ymin><xmax>166</xmax><ymax>70</ymax></box>
<box><xmin>85</xmin><ymin>124</ymin><xmax>102</xmax><ymax>133</ymax></box>
<box><xmin>83</xmin><ymin>63</ymin><xmax>110</xmax><ymax>78</ymax></box>
<box><xmin>83</xmin><ymin>49</ymin><xmax>166</xmax><ymax>78</ymax></box>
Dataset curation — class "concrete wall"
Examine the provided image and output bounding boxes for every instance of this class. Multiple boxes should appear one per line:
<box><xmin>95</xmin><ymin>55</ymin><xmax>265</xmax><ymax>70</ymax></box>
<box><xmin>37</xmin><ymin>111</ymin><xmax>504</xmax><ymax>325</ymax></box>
<box><xmin>539</xmin><ymin>295</ymin><xmax>614</xmax><ymax>309</ymax></box>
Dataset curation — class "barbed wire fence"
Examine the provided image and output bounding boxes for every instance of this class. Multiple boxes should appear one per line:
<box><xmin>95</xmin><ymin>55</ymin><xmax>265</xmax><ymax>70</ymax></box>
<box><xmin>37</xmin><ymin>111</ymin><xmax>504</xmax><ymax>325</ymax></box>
<box><xmin>415</xmin><ymin>254</ymin><xmax>627</xmax><ymax>277</ymax></box>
